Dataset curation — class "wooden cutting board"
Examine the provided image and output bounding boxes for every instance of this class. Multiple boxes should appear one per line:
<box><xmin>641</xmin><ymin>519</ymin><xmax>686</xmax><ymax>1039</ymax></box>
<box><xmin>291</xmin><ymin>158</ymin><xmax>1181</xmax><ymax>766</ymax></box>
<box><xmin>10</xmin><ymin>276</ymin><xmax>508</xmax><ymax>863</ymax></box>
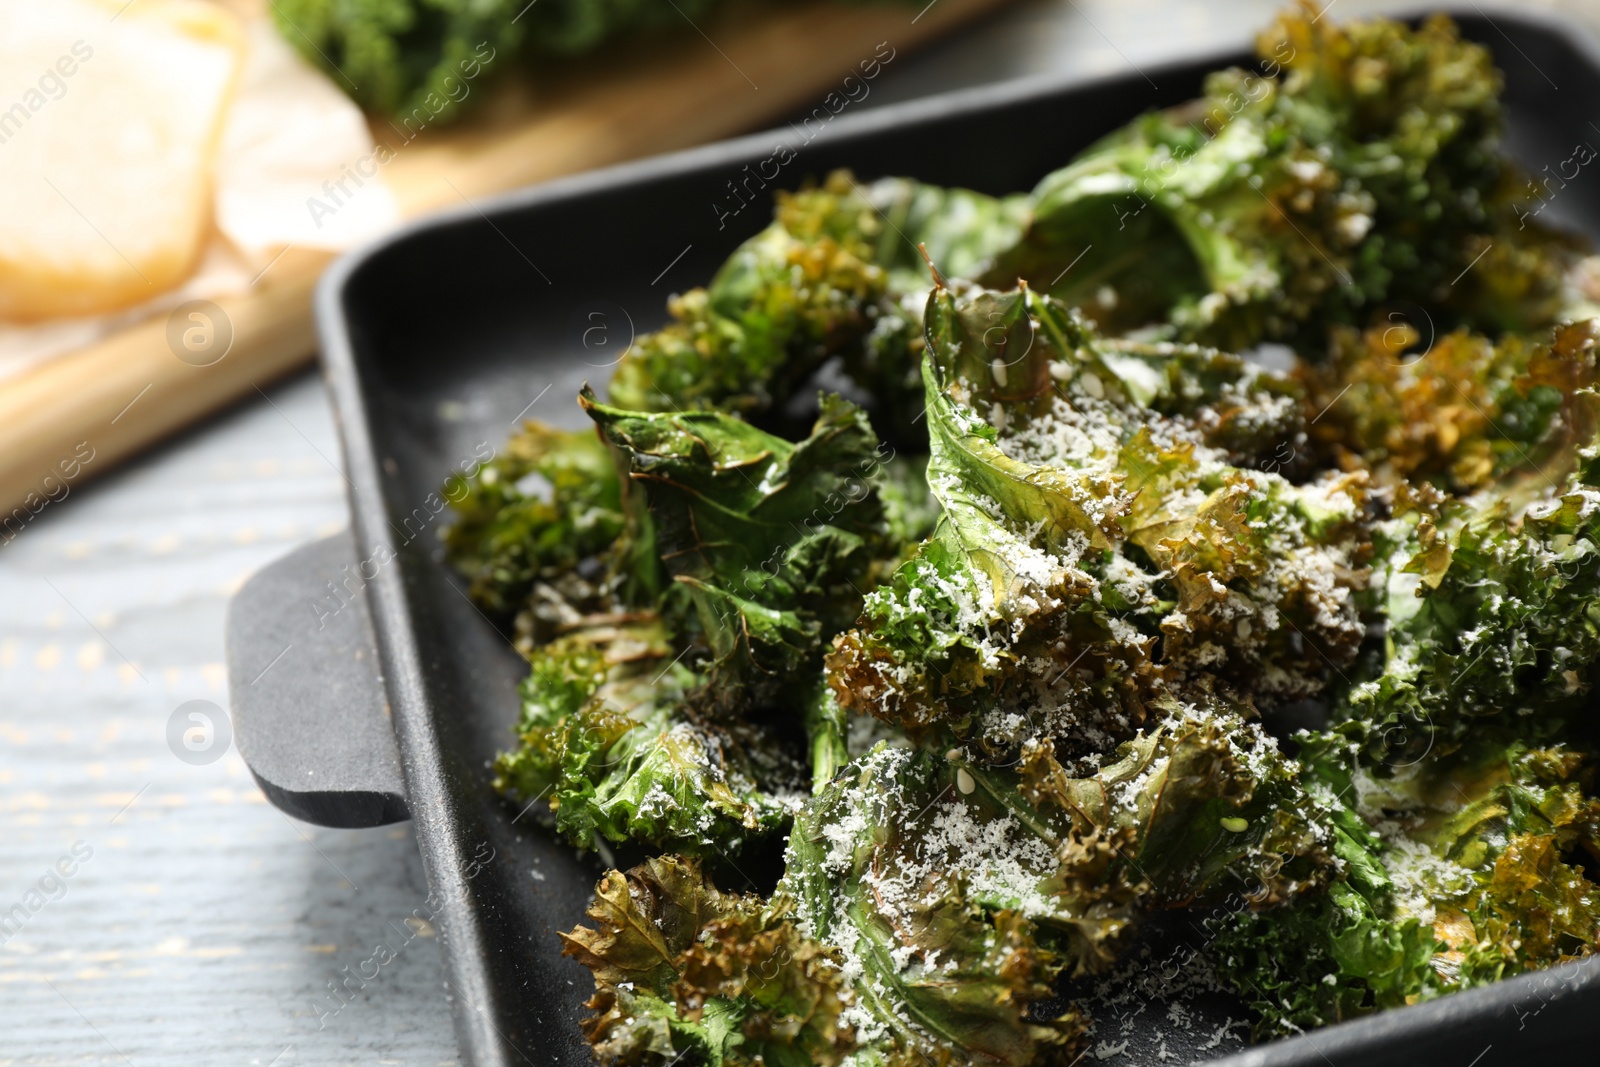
<box><xmin>0</xmin><ymin>0</ymin><xmax>1010</xmax><ymax>518</ymax></box>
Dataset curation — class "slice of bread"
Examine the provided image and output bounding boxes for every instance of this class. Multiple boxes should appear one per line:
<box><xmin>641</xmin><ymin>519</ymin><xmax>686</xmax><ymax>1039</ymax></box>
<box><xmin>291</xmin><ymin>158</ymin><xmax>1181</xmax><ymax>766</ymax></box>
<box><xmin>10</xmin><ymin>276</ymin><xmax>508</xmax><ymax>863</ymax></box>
<box><xmin>0</xmin><ymin>0</ymin><xmax>243</xmax><ymax>321</ymax></box>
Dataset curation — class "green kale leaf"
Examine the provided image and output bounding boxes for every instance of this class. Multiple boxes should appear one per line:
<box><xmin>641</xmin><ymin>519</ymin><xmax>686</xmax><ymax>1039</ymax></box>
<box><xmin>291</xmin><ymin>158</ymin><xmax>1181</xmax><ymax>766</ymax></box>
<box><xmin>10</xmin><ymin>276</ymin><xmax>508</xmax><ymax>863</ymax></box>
<box><xmin>1306</xmin><ymin>319</ymin><xmax>1600</xmax><ymax>495</ymax></box>
<box><xmin>1214</xmin><ymin>732</ymin><xmax>1600</xmax><ymax>1037</ymax></box>
<box><xmin>985</xmin><ymin>6</ymin><xmax>1584</xmax><ymax>352</ymax></box>
<box><xmin>1337</xmin><ymin>432</ymin><xmax>1600</xmax><ymax>766</ymax></box>
<box><xmin>582</xmin><ymin>387</ymin><xmax>891</xmax><ymax>714</ymax></box>
<box><xmin>442</xmin><ymin>419</ymin><xmax>624</xmax><ymax>620</ymax></box>
<box><xmin>829</xmin><ymin>282</ymin><xmax>1368</xmax><ymax>744</ymax></box>
<box><xmin>607</xmin><ymin>171</ymin><xmax>1027</xmax><ymax>438</ymax></box>
<box><xmin>493</xmin><ymin>617</ymin><xmax>803</xmax><ymax>854</ymax></box>
<box><xmin>769</xmin><ymin>698</ymin><xmax>1332</xmax><ymax>1064</ymax></box>
<box><xmin>561</xmin><ymin>854</ymin><xmax>857</xmax><ymax>1067</ymax></box>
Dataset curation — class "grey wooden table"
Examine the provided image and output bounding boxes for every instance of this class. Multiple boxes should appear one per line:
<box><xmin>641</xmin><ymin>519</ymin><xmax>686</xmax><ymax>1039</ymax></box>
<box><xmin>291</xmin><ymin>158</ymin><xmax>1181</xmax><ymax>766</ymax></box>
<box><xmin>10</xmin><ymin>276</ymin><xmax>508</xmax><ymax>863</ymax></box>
<box><xmin>3</xmin><ymin>1</ymin><xmax>1595</xmax><ymax>1064</ymax></box>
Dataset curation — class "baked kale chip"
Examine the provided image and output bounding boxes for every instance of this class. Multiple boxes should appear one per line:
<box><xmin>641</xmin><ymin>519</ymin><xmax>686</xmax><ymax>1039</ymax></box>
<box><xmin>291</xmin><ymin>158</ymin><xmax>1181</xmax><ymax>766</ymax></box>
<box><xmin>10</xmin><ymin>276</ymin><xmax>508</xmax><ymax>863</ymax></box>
<box><xmin>607</xmin><ymin>171</ymin><xmax>1029</xmax><ymax>442</ymax></box>
<box><xmin>986</xmin><ymin>4</ymin><xmax>1585</xmax><ymax>351</ymax></box>
<box><xmin>828</xmin><ymin>281</ymin><xmax>1366</xmax><ymax>746</ymax></box>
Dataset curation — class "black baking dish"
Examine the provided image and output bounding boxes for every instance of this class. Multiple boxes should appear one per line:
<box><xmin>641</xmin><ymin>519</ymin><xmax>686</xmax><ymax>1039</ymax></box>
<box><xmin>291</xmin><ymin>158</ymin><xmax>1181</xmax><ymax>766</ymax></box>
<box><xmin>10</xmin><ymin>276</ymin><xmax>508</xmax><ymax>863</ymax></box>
<box><xmin>225</xmin><ymin>9</ymin><xmax>1600</xmax><ymax>1066</ymax></box>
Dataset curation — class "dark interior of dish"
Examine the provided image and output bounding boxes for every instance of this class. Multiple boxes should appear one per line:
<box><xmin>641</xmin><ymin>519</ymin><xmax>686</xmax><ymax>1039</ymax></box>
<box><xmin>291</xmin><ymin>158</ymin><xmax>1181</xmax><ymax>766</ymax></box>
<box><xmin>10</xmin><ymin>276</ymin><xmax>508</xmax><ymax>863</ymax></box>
<box><xmin>327</xmin><ymin>13</ymin><xmax>1600</xmax><ymax>1064</ymax></box>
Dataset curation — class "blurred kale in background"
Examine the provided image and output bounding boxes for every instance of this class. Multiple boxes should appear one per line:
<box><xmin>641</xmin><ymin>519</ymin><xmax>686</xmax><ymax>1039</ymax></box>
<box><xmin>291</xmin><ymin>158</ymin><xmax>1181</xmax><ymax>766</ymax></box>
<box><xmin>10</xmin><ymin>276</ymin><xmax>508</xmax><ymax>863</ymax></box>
<box><xmin>273</xmin><ymin>0</ymin><xmax>801</xmax><ymax>123</ymax></box>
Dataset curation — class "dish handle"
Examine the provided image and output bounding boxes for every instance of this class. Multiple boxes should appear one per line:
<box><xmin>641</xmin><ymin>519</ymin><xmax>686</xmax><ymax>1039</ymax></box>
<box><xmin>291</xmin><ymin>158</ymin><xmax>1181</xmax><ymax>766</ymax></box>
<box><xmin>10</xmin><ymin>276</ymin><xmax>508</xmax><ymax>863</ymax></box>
<box><xmin>224</xmin><ymin>531</ymin><xmax>410</xmax><ymax>827</ymax></box>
